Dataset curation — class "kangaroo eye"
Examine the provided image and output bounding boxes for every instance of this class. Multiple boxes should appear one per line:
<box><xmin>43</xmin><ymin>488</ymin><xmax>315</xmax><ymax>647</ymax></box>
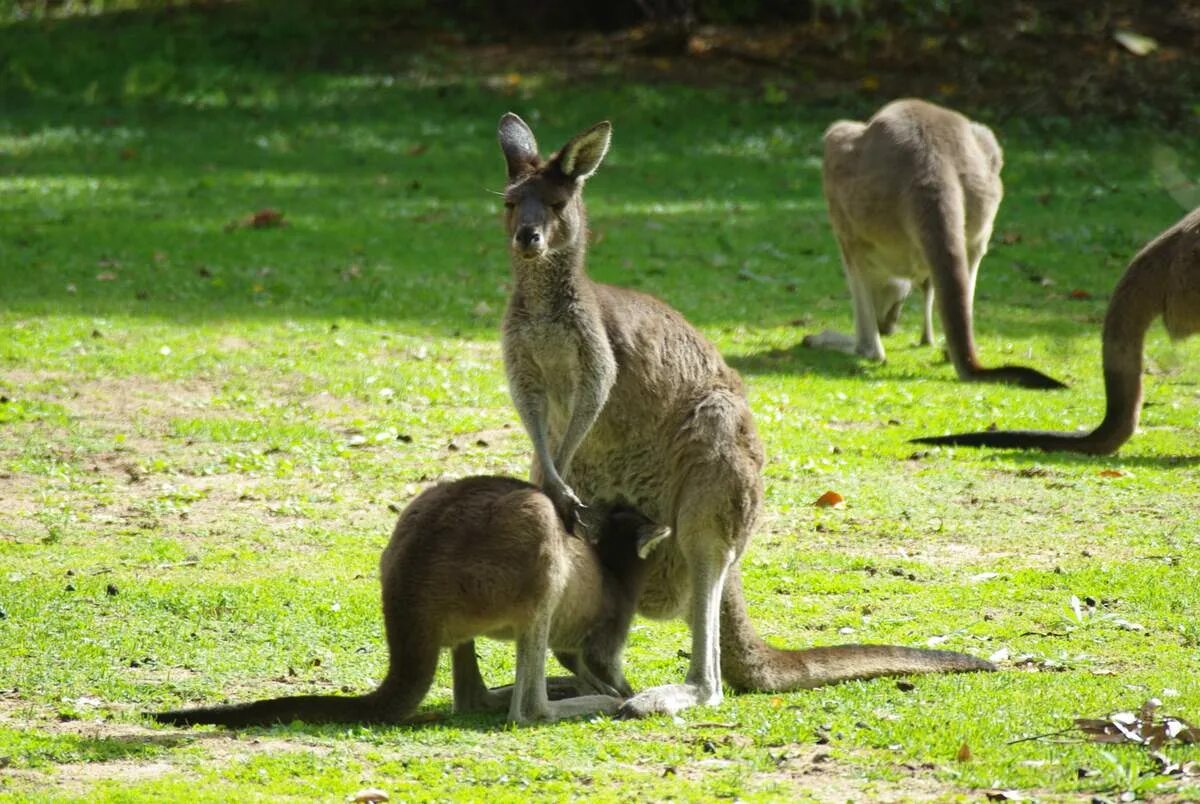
<box><xmin>503</xmin><ymin>201</ymin><xmax>515</xmax><ymax>210</ymax></box>
<box><xmin>551</xmin><ymin>202</ymin><xmax>567</xmax><ymax>213</ymax></box>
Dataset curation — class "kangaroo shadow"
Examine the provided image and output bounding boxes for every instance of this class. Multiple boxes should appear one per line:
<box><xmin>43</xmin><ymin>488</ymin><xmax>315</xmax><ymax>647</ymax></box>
<box><xmin>922</xmin><ymin>446</ymin><xmax>1200</xmax><ymax>469</ymax></box>
<box><xmin>727</xmin><ymin>338</ymin><xmax>964</xmax><ymax>384</ymax></box>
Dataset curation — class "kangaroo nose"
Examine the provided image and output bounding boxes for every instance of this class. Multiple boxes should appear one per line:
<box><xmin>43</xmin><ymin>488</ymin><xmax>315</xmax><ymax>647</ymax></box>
<box><xmin>515</xmin><ymin>227</ymin><xmax>542</xmax><ymax>249</ymax></box>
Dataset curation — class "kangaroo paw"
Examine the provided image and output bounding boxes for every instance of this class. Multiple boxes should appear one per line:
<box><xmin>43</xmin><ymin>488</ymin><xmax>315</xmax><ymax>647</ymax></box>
<box><xmin>547</xmin><ymin>483</ymin><xmax>588</xmax><ymax>538</ymax></box>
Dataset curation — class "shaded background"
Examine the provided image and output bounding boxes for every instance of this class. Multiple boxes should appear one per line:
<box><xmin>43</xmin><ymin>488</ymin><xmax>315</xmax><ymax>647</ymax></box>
<box><xmin>2</xmin><ymin>0</ymin><xmax>1199</xmax><ymax>122</ymax></box>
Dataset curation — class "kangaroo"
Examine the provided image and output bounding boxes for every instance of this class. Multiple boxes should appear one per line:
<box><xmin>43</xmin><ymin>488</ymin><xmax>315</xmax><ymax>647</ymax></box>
<box><xmin>497</xmin><ymin>113</ymin><xmax>993</xmax><ymax>718</ymax></box>
<box><xmin>913</xmin><ymin>207</ymin><xmax>1200</xmax><ymax>454</ymax></box>
<box><xmin>151</xmin><ymin>476</ymin><xmax>671</xmax><ymax>727</ymax></box>
<box><xmin>803</xmin><ymin>98</ymin><xmax>1066</xmax><ymax>390</ymax></box>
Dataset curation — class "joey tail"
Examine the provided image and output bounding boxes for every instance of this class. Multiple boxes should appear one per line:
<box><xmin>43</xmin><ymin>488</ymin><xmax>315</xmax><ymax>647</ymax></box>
<box><xmin>153</xmin><ymin>686</ymin><xmax>403</xmax><ymax>728</ymax></box>
<box><xmin>153</xmin><ymin>599</ymin><xmax>441</xmax><ymax>728</ymax></box>
<box><xmin>718</xmin><ymin>566</ymin><xmax>993</xmax><ymax>692</ymax></box>
<box><xmin>913</xmin><ymin>187</ymin><xmax>1066</xmax><ymax>391</ymax></box>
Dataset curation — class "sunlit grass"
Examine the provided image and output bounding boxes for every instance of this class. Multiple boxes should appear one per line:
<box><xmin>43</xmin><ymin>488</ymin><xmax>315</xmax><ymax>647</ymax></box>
<box><xmin>2</xmin><ymin>8</ymin><xmax>1200</xmax><ymax>801</ymax></box>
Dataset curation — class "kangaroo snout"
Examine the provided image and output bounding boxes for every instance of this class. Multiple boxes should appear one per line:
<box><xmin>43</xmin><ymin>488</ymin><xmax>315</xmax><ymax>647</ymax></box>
<box><xmin>513</xmin><ymin>226</ymin><xmax>545</xmax><ymax>257</ymax></box>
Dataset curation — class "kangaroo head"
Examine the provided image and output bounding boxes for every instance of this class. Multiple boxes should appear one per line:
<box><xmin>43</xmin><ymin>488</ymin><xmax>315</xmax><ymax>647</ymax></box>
<box><xmin>594</xmin><ymin>504</ymin><xmax>672</xmax><ymax>567</ymax></box>
<box><xmin>497</xmin><ymin>113</ymin><xmax>611</xmax><ymax>262</ymax></box>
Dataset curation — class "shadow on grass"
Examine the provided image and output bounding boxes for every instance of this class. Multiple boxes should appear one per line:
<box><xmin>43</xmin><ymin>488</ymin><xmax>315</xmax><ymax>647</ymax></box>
<box><xmin>0</xmin><ymin>1</ymin><xmax>1169</xmax><ymax>346</ymax></box>
<box><xmin>917</xmin><ymin>446</ymin><xmax>1200</xmax><ymax>469</ymax></box>
<box><xmin>729</xmin><ymin>339</ymin><xmax>969</xmax><ymax>383</ymax></box>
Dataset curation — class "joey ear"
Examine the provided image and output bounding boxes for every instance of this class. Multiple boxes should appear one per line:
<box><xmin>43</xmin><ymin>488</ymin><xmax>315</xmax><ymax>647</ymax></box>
<box><xmin>555</xmin><ymin>121</ymin><xmax>611</xmax><ymax>182</ymax></box>
<box><xmin>636</xmin><ymin>524</ymin><xmax>672</xmax><ymax>560</ymax></box>
<box><xmin>498</xmin><ymin>112</ymin><xmax>539</xmax><ymax>180</ymax></box>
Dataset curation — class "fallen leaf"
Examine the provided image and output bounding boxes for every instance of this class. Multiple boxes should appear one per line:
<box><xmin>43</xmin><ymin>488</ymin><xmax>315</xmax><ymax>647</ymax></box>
<box><xmin>226</xmin><ymin>208</ymin><xmax>286</xmax><ymax>231</ymax></box>
<box><xmin>1098</xmin><ymin>468</ymin><xmax>1131</xmax><ymax>478</ymax></box>
<box><xmin>1113</xmin><ymin>30</ymin><xmax>1158</xmax><ymax>56</ymax></box>
<box><xmin>96</xmin><ymin>271</ymin><xmax>117</xmax><ymax>281</ymax></box>
<box><xmin>813</xmin><ymin>490</ymin><xmax>845</xmax><ymax>509</ymax></box>
<box><xmin>1075</xmin><ymin>699</ymin><xmax>1200</xmax><ymax>748</ymax></box>
<box><xmin>955</xmin><ymin>741</ymin><xmax>972</xmax><ymax>762</ymax></box>
<box><xmin>1069</xmin><ymin>288</ymin><xmax>1092</xmax><ymax>300</ymax></box>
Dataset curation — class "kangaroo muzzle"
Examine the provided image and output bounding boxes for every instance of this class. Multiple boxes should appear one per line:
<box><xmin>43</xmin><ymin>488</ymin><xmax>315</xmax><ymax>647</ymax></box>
<box><xmin>513</xmin><ymin>225</ymin><xmax>545</xmax><ymax>258</ymax></box>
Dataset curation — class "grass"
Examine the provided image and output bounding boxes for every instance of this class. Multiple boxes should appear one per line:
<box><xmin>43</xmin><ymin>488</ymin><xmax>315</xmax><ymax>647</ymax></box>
<box><xmin>2</xmin><ymin>6</ymin><xmax>1200</xmax><ymax>801</ymax></box>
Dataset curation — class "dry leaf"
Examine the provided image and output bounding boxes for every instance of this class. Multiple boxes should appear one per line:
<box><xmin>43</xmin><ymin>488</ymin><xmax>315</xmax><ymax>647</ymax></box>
<box><xmin>1075</xmin><ymin>699</ymin><xmax>1200</xmax><ymax>748</ymax></box>
<box><xmin>1069</xmin><ymin>288</ymin><xmax>1092</xmax><ymax>300</ymax></box>
<box><xmin>955</xmin><ymin>741</ymin><xmax>972</xmax><ymax>762</ymax></box>
<box><xmin>226</xmin><ymin>208</ymin><xmax>287</xmax><ymax>231</ymax></box>
<box><xmin>1113</xmin><ymin>30</ymin><xmax>1158</xmax><ymax>56</ymax></box>
<box><xmin>1098</xmin><ymin>468</ymin><xmax>1130</xmax><ymax>478</ymax></box>
<box><xmin>96</xmin><ymin>271</ymin><xmax>118</xmax><ymax>281</ymax></box>
<box><xmin>813</xmin><ymin>490</ymin><xmax>845</xmax><ymax>509</ymax></box>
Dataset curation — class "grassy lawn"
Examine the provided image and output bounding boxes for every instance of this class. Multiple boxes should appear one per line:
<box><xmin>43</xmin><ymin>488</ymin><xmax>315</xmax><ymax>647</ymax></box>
<box><xmin>2</xmin><ymin>8</ymin><xmax>1199</xmax><ymax>801</ymax></box>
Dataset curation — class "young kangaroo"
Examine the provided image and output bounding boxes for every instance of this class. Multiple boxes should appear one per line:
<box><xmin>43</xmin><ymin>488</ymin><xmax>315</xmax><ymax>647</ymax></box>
<box><xmin>913</xmin><ymin>207</ymin><xmax>1200</xmax><ymax>454</ymax></box>
<box><xmin>498</xmin><ymin>113</ymin><xmax>993</xmax><ymax>718</ymax></box>
<box><xmin>804</xmin><ymin>98</ymin><xmax>1066</xmax><ymax>390</ymax></box>
<box><xmin>151</xmin><ymin>476</ymin><xmax>670</xmax><ymax>727</ymax></box>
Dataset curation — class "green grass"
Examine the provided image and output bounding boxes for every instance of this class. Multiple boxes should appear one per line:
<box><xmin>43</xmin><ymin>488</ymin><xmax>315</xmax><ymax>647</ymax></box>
<box><xmin>3</xmin><ymin>7</ymin><xmax>1200</xmax><ymax>802</ymax></box>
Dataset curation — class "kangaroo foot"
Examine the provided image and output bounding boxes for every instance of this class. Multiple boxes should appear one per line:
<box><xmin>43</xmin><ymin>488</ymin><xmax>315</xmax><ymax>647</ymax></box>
<box><xmin>617</xmin><ymin>683</ymin><xmax>719</xmax><ymax>719</ymax></box>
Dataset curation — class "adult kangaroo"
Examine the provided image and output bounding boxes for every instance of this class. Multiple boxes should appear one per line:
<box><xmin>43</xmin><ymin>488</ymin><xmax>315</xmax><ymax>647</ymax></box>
<box><xmin>804</xmin><ymin>98</ymin><xmax>1066</xmax><ymax>389</ymax></box>
<box><xmin>497</xmin><ymin>112</ymin><xmax>993</xmax><ymax>718</ymax></box>
<box><xmin>913</xmin><ymin>207</ymin><xmax>1200</xmax><ymax>454</ymax></box>
<box><xmin>152</xmin><ymin>476</ymin><xmax>669</xmax><ymax>727</ymax></box>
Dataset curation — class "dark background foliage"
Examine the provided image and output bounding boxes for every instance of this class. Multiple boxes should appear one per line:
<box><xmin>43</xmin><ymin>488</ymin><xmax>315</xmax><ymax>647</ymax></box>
<box><xmin>1</xmin><ymin>0</ymin><xmax>1197</xmax><ymax>123</ymax></box>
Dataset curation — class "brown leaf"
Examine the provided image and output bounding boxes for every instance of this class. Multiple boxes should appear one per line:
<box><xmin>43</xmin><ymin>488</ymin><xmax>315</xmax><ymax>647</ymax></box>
<box><xmin>1098</xmin><ymin>468</ymin><xmax>1131</xmax><ymax>478</ymax></box>
<box><xmin>226</xmin><ymin>208</ymin><xmax>287</xmax><ymax>231</ymax></box>
<box><xmin>813</xmin><ymin>490</ymin><xmax>845</xmax><ymax>509</ymax></box>
<box><xmin>1075</xmin><ymin>700</ymin><xmax>1200</xmax><ymax>748</ymax></box>
<box><xmin>1069</xmin><ymin>288</ymin><xmax>1092</xmax><ymax>300</ymax></box>
<box><xmin>955</xmin><ymin>741</ymin><xmax>972</xmax><ymax>762</ymax></box>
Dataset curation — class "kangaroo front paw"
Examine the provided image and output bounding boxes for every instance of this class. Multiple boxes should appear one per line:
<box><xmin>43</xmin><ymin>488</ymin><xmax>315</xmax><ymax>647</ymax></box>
<box><xmin>547</xmin><ymin>483</ymin><xmax>588</xmax><ymax>537</ymax></box>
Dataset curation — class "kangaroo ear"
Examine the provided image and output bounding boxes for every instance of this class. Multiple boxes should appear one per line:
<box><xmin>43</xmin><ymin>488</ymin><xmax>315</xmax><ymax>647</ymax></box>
<box><xmin>556</xmin><ymin>121</ymin><xmax>611</xmax><ymax>182</ymax></box>
<box><xmin>498</xmin><ymin>112</ymin><xmax>539</xmax><ymax>180</ymax></box>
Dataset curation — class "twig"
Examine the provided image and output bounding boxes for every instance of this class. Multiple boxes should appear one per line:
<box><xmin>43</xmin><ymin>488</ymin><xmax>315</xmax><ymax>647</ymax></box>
<box><xmin>1006</xmin><ymin>728</ymin><xmax>1076</xmax><ymax>745</ymax></box>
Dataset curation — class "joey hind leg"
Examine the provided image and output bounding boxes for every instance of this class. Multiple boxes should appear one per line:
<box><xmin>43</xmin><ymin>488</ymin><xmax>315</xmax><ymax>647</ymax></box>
<box><xmin>451</xmin><ymin>641</ymin><xmax>507</xmax><ymax>713</ymax></box>
<box><xmin>510</xmin><ymin>606</ymin><xmax>621</xmax><ymax>723</ymax></box>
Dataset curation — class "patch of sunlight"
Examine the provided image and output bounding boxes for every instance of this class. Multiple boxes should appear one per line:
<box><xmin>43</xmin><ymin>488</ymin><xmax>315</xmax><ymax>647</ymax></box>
<box><xmin>0</xmin><ymin>175</ymin><xmax>131</xmax><ymax>196</ymax></box>
<box><xmin>697</xmin><ymin>126</ymin><xmax>815</xmax><ymax>158</ymax></box>
<box><xmin>0</xmin><ymin>125</ymin><xmax>144</xmax><ymax>157</ymax></box>
<box><xmin>602</xmin><ymin>198</ymin><xmax>823</xmax><ymax>216</ymax></box>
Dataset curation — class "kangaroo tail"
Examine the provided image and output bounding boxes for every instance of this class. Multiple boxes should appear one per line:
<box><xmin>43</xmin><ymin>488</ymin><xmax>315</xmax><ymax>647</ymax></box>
<box><xmin>910</xmin><ymin>184</ymin><xmax>1066</xmax><ymax>391</ymax></box>
<box><xmin>153</xmin><ymin>615</ymin><xmax>441</xmax><ymax>728</ymax></box>
<box><xmin>719</xmin><ymin>566</ymin><xmax>993</xmax><ymax>692</ymax></box>
<box><xmin>911</xmin><ymin>428</ymin><xmax>1116</xmax><ymax>454</ymax></box>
